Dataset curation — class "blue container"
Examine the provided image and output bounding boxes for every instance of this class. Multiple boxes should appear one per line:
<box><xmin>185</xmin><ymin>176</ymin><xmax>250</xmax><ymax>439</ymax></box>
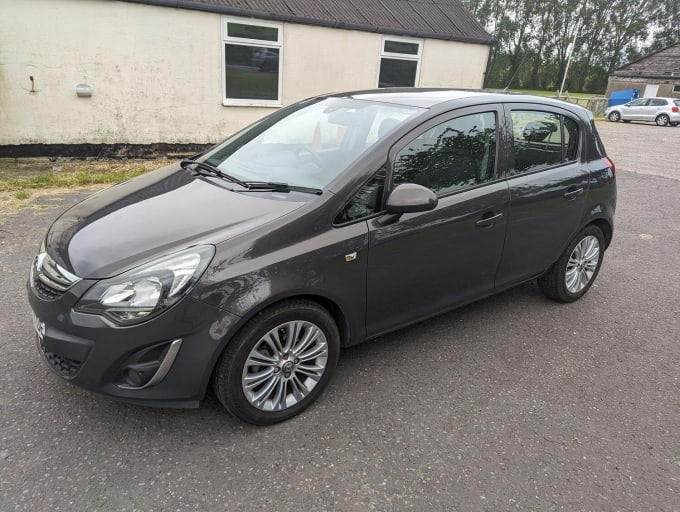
<box><xmin>608</xmin><ymin>88</ymin><xmax>640</xmax><ymax>107</ymax></box>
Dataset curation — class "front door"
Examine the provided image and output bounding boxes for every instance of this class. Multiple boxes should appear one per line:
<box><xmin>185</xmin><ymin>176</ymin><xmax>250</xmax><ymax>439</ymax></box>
<box><xmin>365</xmin><ymin>107</ymin><xmax>509</xmax><ymax>336</ymax></box>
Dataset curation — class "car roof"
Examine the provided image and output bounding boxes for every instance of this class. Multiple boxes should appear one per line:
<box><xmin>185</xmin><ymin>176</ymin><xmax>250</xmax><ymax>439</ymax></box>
<box><xmin>325</xmin><ymin>88</ymin><xmax>587</xmax><ymax>112</ymax></box>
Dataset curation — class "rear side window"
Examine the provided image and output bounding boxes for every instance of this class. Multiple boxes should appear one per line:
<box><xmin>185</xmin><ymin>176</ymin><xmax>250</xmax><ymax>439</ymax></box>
<box><xmin>392</xmin><ymin>112</ymin><xmax>497</xmax><ymax>197</ymax></box>
<box><xmin>649</xmin><ymin>98</ymin><xmax>667</xmax><ymax>106</ymax></box>
<box><xmin>510</xmin><ymin>111</ymin><xmax>580</xmax><ymax>176</ymax></box>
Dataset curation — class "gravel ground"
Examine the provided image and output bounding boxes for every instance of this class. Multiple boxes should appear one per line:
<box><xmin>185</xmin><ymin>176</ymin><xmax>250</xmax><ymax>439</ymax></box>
<box><xmin>0</xmin><ymin>121</ymin><xmax>679</xmax><ymax>511</ymax></box>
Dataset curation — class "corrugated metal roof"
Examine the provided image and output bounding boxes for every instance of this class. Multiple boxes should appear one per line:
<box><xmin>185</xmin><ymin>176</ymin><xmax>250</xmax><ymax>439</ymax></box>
<box><xmin>119</xmin><ymin>0</ymin><xmax>494</xmax><ymax>44</ymax></box>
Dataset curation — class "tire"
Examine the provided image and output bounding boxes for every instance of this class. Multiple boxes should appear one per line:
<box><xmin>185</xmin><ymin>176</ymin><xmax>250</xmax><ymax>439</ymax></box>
<box><xmin>655</xmin><ymin>114</ymin><xmax>670</xmax><ymax>126</ymax></box>
<box><xmin>538</xmin><ymin>225</ymin><xmax>605</xmax><ymax>303</ymax></box>
<box><xmin>608</xmin><ymin>111</ymin><xmax>620</xmax><ymax>122</ymax></box>
<box><xmin>213</xmin><ymin>300</ymin><xmax>340</xmax><ymax>425</ymax></box>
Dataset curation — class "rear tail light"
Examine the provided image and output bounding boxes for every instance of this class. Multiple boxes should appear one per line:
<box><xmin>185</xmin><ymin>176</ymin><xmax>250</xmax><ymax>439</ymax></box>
<box><xmin>672</xmin><ymin>106</ymin><xmax>679</xmax><ymax>113</ymax></box>
<box><xmin>604</xmin><ymin>157</ymin><xmax>616</xmax><ymax>178</ymax></box>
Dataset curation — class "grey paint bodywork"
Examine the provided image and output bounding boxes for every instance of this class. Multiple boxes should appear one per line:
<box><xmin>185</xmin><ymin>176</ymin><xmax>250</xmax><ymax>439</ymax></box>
<box><xmin>29</xmin><ymin>89</ymin><xmax>616</xmax><ymax>406</ymax></box>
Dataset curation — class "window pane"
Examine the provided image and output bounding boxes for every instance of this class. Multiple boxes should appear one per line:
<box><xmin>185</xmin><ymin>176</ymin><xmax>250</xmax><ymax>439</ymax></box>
<box><xmin>335</xmin><ymin>170</ymin><xmax>386</xmax><ymax>224</ymax></box>
<box><xmin>378</xmin><ymin>58</ymin><xmax>417</xmax><ymax>88</ymax></box>
<box><xmin>563</xmin><ymin>116</ymin><xmax>579</xmax><ymax>161</ymax></box>
<box><xmin>225</xmin><ymin>44</ymin><xmax>279</xmax><ymax>100</ymax></box>
<box><xmin>384</xmin><ymin>40</ymin><xmax>419</xmax><ymax>55</ymax></box>
<box><xmin>393</xmin><ymin>112</ymin><xmax>497</xmax><ymax>196</ymax></box>
<box><xmin>510</xmin><ymin>111</ymin><xmax>561</xmax><ymax>175</ymax></box>
<box><xmin>227</xmin><ymin>22</ymin><xmax>278</xmax><ymax>42</ymax></box>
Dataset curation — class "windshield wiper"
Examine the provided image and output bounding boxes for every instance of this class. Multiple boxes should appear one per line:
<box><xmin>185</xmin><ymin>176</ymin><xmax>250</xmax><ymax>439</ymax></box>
<box><xmin>180</xmin><ymin>159</ymin><xmax>249</xmax><ymax>188</ymax></box>
<box><xmin>239</xmin><ymin>181</ymin><xmax>323</xmax><ymax>195</ymax></box>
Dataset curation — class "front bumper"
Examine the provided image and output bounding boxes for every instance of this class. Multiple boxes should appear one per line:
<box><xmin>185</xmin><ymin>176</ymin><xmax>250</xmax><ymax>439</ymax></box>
<box><xmin>27</xmin><ymin>278</ymin><xmax>241</xmax><ymax>407</ymax></box>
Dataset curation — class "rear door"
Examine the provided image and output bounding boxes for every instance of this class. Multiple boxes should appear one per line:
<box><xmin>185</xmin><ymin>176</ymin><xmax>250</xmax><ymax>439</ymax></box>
<box><xmin>495</xmin><ymin>106</ymin><xmax>590</xmax><ymax>289</ymax></box>
<box><xmin>365</xmin><ymin>106</ymin><xmax>509</xmax><ymax>336</ymax></box>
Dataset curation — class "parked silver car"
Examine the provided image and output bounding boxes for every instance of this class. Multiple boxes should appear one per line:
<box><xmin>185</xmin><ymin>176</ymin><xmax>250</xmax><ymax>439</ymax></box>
<box><xmin>605</xmin><ymin>97</ymin><xmax>680</xmax><ymax>126</ymax></box>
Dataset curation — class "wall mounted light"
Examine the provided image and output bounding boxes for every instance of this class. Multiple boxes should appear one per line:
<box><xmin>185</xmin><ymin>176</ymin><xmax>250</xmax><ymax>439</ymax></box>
<box><xmin>76</xmin><ymin>84</ymin><xmax>92</xmax><ymax>97</ymax></box>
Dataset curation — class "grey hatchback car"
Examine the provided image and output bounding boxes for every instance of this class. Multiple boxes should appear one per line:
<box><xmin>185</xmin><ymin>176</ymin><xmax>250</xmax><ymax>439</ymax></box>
<box><xmin>28</xmin><ymin>89</ymin><xmax>616</xmax><ymax>424</ymax></box>
<box><xmin>605</xmin><ymin>97</ymin><xmax>680</xmax><ymax>126</ymax></box>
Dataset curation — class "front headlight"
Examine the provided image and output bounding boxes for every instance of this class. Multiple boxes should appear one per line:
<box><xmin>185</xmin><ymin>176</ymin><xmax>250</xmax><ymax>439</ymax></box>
<box><xmin>75</xmin><ymin>245</ymin><xmax>215</xmax><ymax>325</ymax></box>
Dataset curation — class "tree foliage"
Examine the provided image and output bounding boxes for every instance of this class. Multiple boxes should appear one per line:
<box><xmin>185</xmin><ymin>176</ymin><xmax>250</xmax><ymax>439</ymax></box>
<box><xmin>463</xmin><ymin>0</ymin><xmax>680</xmax><ymax>93</ymax></box>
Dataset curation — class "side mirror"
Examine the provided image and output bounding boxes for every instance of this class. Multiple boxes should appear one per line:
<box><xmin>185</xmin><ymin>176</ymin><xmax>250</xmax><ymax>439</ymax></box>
<box><xmin>386</xmin><ymin>183</ymin><xmax>438</xmax><ymax>214</ymax></box>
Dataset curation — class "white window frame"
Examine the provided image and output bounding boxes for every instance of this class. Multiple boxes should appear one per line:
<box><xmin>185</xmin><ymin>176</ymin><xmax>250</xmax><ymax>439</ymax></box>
<box><xmin>377</xmin><ymin>36</ymin><xmax>423</xmax><ymax>88</ymax></box>
<box><xmin>221</xmin><ymin>16</ymin><xmax>283</xmax><ymax>107</ymax></box>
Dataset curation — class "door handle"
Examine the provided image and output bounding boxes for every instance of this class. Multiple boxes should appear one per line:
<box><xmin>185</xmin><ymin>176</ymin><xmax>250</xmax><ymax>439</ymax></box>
<box><xmin>563</xmin><ymin>187</ymin><xmax>584</xmax><ymax>200</ymax></box>
<box><xmin>475</xmin><ymin>212</ymin><xmax>503</xmax><ymax>228</ymax></box>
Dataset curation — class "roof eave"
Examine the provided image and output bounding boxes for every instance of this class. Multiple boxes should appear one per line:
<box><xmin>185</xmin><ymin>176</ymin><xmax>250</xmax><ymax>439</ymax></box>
<box><xmin>118</xmin><ymin>0</ymin><xmax>495</xmax><ymax>45</ymax></box>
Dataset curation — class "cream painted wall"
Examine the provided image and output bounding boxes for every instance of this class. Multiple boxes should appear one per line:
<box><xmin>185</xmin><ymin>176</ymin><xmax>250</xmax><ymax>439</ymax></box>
<box><xmin>0</xmin><ymin>0</ymin><xmax>490</xmax><ymax>145</ymax></box>
<box><xmin>420</xmin><ymin>39</ymin><xmax>490</xmax><ymax>89</ymax></box>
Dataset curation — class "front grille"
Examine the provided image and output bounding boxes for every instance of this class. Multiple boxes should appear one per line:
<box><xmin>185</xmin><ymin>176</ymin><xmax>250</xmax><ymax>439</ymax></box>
<box><xmin>33</xmin><ymin>277</ymin><xmax>65</xmax><ymax>301</ymax></box>
<box><xmin>38</xmin><ymin>338</ymin><xmax>81</xmax><ymax>378</ymax></box>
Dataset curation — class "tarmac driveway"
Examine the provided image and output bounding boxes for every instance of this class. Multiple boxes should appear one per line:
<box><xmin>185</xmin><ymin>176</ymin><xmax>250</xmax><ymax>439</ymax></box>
<box><xmin>1</xmin><ymin>121</ymin><xmax>679</xmax><ymax>511</ymax></box>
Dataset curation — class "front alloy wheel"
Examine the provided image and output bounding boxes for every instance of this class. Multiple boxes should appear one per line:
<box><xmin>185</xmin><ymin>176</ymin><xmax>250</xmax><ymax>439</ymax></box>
<box><xmin>213</xmin><ymin>300</ymin><xmax>340</xmax><ymax>425</ymax></box>
<box><xmin>608</xmin><ymin>111</ymin><xmax>621</xmax><ymax>122</ymax></box>
<box><xmin>242</xmin><ymin>320</ymin><xmax>328</xmax><ymax>411</ymax></box>
<box><xmin>538</xmin><ymin>225</ymin><xmax>605</xmax><ymax>302</ymax></box>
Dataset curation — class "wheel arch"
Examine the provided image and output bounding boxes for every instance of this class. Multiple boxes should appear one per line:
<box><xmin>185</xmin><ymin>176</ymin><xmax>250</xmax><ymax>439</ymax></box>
<box><xmin>588</xmin><ymin>217</ymin><xmax>613</xmax><ymax>249</ymax></box>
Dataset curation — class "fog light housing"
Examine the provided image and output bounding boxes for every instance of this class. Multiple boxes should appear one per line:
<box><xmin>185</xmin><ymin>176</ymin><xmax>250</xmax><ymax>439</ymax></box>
<box><xmin>117</xmin><ymin>339</ymin><xmax>182</xmax><ymax>390</ymax></box>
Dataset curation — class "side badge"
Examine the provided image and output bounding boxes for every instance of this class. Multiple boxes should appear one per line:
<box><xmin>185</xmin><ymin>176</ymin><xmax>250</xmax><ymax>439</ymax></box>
<box><xmin>345</xmin><ymin>252</ymin><xmax>357</xmax><ymax>262</ymax></box>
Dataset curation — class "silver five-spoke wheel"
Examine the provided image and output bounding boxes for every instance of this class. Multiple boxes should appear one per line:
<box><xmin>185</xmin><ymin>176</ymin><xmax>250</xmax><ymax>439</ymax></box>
<box><xmin>565</xmin><ymin>235</ymin><xmax>600</xmax><ymax>293</ymax></box>
<box><xmin>242</xmin><ymin>321</ymin><xmax>328</xmax><ymax>411</ymax></box>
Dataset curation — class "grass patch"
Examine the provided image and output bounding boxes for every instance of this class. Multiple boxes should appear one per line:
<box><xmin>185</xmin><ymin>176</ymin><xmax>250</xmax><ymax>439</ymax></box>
<box><xmin>0</xmin><ymin>159</ymin><xmax>168</xmax><ymax>193</ymax></box>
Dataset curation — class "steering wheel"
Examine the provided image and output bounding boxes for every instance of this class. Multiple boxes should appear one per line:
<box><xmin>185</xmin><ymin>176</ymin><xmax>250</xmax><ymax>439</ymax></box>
<box><xmin>295</xmin><ymin>145</ymin><xmax>324</xmax><ymax>168</ymax></box>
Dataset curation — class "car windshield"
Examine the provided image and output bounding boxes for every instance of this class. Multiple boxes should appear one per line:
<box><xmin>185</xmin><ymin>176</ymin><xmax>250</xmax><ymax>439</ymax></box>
<box><xmin>200</xmin><ymin>97</ymin><xmax>423</xmax><ymax>190</ymax></box>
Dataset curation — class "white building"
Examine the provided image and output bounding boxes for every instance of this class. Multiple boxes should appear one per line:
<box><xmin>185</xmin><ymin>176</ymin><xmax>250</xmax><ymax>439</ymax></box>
<box><xmin>0</xmin><ymin>0</ymin><xmax>493</xmax><ymax>155</ymax></box>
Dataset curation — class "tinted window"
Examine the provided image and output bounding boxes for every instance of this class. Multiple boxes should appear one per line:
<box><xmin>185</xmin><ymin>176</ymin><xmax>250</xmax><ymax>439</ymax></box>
<box><xmin>628</xmin><ymin>99</ymin><xmax>649</xmax><ymax>106</ymax></box>
<box><xmin>649</xmin><ymin>98</ymin><xmax>667</xmax><ymax>106</ymax></box>
<box><xmin>510</xmin><ymin>111</ymin><xmax>580</xmax><ymax>174</ymax></box>
<box><xmin>393</xmin><ymin>112</ymin><xmax>497</xmax><ymax>196</ymax></box>
<box><xmin>563</xmin><ymin>116</ymin><xmax>579</xmax><ymax>161</ymax></box>
<box><xmin>335</xmin><ymin>171</ymin><xmax>385</xmax><ymax>224</ymax></box>
<box><xmin>510</xmin><ymin>111</ymin><xmax>561</xmax><ymax>175</ymax></box>
<box><xmin>225</xmin><ymin>44</ymin><xmax>279</xmax><ymax>100</ymax></box>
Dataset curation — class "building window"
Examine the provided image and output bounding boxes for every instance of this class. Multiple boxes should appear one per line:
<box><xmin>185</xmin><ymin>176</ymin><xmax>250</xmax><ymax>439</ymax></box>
<box><xmin>673</xmin><ymin>84</ymin><xmax>680</xmax><ymax>93</ymax></box>
<box><xmin>222</xmin><ymin>17</ymin><xmax>282</xmax><ymax>106</ymax></box>
<box><xmin>378</xmin><ymin>37</ymin><xmax>422</xmax><ymax>88</ymax></box>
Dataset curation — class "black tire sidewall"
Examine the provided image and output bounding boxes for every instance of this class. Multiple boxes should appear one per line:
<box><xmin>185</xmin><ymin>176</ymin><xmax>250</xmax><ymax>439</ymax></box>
<box><xmin>214</xmin><ymin>301</ymin><xmax>340</xmax><ymax>425</ymax></box>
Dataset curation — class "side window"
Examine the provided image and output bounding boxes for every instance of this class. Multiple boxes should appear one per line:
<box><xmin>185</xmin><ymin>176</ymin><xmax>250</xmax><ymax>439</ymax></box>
<box><xmin>334</xmin><ymin>170</ymin><xmax>386</xmax><ymax>224</ymax></box>
<box><xmin>510</xmin><ymin>111</ymin><xmax>580</xmax><ymax>175</ymax></box>
<box><xmin>563</xmin><ymin>116</ymin><xmax>579</xmax><ymax>162</ymax></box>
<box><xmin>628</xmin><ymin>99</ymin><xmax>649</xmax><ymax>107</ymax></box>
<box><xmin>649</xmin><ymin>98</ymin><xmax>667</xmax><ymax>107</ymax></box>
<box><xmin>392</xmin><ymin>112</ymin><xmax>497</xmax><ymax>196</ymax></box>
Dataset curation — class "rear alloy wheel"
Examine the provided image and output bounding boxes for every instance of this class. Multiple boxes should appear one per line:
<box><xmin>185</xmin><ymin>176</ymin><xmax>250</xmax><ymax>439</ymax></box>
<box><xmin>656</xmin><ymin>114</ymin><xmax>670</xmax><ymax>126</ymax></box>
<box><xmin>608</xmin><ymin>111</ymin><xmax>621</xmax><ymax>122</ymax></box>
<box><xmin>213</xmin><ymin>300</ymin><xmax>340</xmax><ymax>425</ymax></box>
<box><xmin>538</xmin><ymin>225</ymin><xmax>605</xmax><ymax>303</ymax></box>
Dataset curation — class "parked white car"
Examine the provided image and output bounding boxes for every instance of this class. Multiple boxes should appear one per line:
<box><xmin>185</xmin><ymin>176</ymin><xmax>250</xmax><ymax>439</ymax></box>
<box><xmin>605</xmin><ymin>97</ymin><xmax>680</xmax><ymax>126</ymax></box>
